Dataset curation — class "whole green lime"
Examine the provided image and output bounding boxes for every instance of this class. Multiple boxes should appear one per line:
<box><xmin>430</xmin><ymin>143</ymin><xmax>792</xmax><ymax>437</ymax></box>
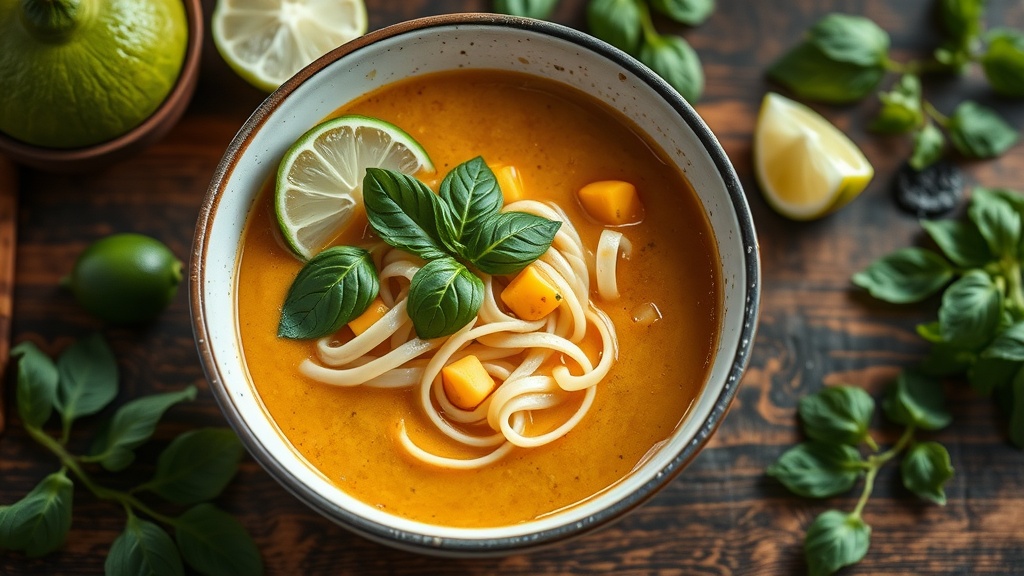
<box><xmin>0</xmin><ymin>0</ymin><xmax>188</xmax><ymax>148</ymax></box>
<box><xmin>66</xmin><ymin>233</ymin><xmax>183</xmax><ymax>324</ymax></box>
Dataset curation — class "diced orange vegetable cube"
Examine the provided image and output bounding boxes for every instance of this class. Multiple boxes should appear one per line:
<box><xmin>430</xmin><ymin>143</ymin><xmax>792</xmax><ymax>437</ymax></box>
<box><xmin>493</xmin><ymin>164</ymin><xmax>525</xmax><ymax>204</ymax></box>
<box><xmin>348</xmin><ymin>297</ymin><xmax>389</xmax><ymax>336</ymax></box>
<box><xmin>577</xmin><ymin>180</ymin><xmax>644</xmax><ymax>225</ymax></box>
<box><xmin>500</xmin><ymin>264</ymin><xmax>562</xmax><ymax>320</ymax></box>
<box><xmin>442</xmin><ymin>355</ymin><xmax>496</xmax><ymax>410</ymax></box>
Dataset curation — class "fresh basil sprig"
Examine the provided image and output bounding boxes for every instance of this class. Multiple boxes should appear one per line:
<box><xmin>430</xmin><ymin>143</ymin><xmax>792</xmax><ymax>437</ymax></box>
<box><xmin>364</xmin><ymin>157</ymin><xmax>560</xmax><ymax>339</ymax></box>
<box><xmin>2</xmin><ymin>335</ymin><xmax>261</xmax><ymax>574</ymax></box>
<box><xmin>278</xmin><ymin>246</ymin><xmax>379</xmax><ymax>340</ymax></box>
<box><xmin>769</xmin><ymin>6</ymin><xmax>1022</xmax><ymax>173</ymax></box>
<box><xmin>853</xmin><ymin>187</ymin><xmax>1024</xmax><ymax>448</ymax></box>
<box><xmin>768</xmin><ymin>379</ymin><xmax>954</xmax><ymax>575</ymax></box>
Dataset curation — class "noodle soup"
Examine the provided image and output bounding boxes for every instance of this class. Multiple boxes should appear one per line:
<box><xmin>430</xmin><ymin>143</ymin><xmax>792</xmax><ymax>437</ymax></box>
<box><xmin>236</xmin><ymin>70</ymin><xmax>721</xmax><ymax>527</ymax></box>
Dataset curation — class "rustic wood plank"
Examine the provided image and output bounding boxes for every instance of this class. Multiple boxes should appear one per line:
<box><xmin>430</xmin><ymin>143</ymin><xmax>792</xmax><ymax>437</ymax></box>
<box><xmin>0</xmin><ymin>156</ymin><xmax>15</xmax><ymax>435</ymax></box>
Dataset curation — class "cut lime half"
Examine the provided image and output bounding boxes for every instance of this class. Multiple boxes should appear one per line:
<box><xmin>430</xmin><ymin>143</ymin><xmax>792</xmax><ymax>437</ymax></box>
<box><xmin>275</xmin><ymin>115</ymin><xmax>435</xmax><ymax>259</ymax></box>
<box><xmin>212</xmin><ymin>0</ymin><xmax>368</xmax><ymax>92</ymax></box>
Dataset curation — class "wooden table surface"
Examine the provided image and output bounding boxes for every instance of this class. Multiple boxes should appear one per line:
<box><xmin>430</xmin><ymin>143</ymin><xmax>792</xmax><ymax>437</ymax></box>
<box><xmin>3</xmin><ymin>0</ymin><xmax>1024</xmax><ymax>574</ymax></box>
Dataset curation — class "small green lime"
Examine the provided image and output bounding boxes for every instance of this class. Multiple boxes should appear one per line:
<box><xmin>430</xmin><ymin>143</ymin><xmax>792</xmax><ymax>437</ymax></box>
<box><xmin>66</xmin><ymin>233</ymin><xmax>183</xmax><ymax>324</ymax></box>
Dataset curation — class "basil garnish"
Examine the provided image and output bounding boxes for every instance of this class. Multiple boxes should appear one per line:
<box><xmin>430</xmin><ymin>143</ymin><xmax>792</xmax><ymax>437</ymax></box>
<box><xmin>439</xmin><ymin>156</ymin><xmax>503</xmax><ymax>242</ymax></box>
<box><xmin>407</xmin><ymin>257</ymin><xmax>485</xmax><ymax>339</ymax></box>
<box><xmin>278</xmin><ymin>246</ymin><xmax>379</xmax><ymax>339</ymax></box>
<box><xmin>363</xmin><ymin>168</ymin><xmax>456</xmax><ymax>261</ymax></box>
<box><xmin>493</xmin><ymin>0</ymin><xmax>558</xmax><ymax>20</ymax></box>
<box><xmin>361</xmin><ymin>157</ymin><xmax>560</xmax><ymax>339</ymax></box>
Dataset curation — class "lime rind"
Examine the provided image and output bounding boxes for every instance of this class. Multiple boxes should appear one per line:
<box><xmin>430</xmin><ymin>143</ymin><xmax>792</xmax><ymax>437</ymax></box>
<box><xmin>275</xmin><ymin>115</ymin><xmax>434</xmax><ymax>259</ymax></box>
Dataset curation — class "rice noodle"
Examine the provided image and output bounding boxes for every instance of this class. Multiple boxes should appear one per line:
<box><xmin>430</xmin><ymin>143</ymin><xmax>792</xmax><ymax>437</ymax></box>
<box><xmin>595</xmin><ymin>229</ymin><xmax>632</xmax><ymax>301</ymax></box>
<box><xmin>299</xmin><ymin>200</ymin><xmax>624</xmax><ymax>469</ymax></box>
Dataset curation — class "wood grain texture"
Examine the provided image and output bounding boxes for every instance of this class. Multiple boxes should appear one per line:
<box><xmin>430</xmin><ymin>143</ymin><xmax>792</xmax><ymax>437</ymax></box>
<box><xmin>2</xmin><ymin>0</ymin><xmax>1024</xmax><ymax>574</ymax></box>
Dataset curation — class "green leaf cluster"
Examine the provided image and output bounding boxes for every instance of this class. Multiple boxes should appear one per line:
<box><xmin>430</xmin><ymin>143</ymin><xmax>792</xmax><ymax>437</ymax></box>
<box><xmin>768</xmin><ymin>5</ymin><xmax>1021</xmax><ymax>171</ymax></box>
<box><xmin>585</xmin><ymin>0</ymin><xmax>710</xmax><ymax>102</ymax></box>
<box><xmin>3</xmin><ymin>335</ymin><xmax>261</xmax><ymax>575</ymax></box>
<box><xmin>854</xmin><ymin>187</ymin><xmax>1024</xmax><ymax>446</ymax></box>
<box><xmin>279</xmin><ymin>157</ymin><xmax>560</xmax><ymax>341</ymax></box>
<box><xmin>767</xmin><ymin>381</ymin><xmax>954</xmax><ymax>575</ymax></box>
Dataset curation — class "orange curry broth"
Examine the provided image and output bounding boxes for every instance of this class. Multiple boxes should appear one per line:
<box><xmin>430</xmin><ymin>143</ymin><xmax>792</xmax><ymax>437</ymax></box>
<box><xmin>236</xmin><ymin>70</ymin><xmax>721</xmax><ymax>527</ymax></box>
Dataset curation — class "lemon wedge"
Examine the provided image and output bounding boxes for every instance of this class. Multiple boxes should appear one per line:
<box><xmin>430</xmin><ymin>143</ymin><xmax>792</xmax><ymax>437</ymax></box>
<box><xmin>212</xmin><ymin>0</ymin><xmax>368</xmax><ymax>92</ymax></box>
<box><xmin>275</xmin><ymin>115</ymin><xmax>435</xmax><ymax>259</ymax></box>
<box><xmin>754</xmin><ymin>92</ymin><xmax>874</xmax><ymax>220</ymax></box>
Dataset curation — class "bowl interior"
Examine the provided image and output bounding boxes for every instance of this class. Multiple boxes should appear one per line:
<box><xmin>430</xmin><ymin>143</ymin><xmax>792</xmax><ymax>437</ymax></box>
<box><xmin>194</xmin><ymin>15</ymin><xmax>759</xmax><ymax>554</ymax></box>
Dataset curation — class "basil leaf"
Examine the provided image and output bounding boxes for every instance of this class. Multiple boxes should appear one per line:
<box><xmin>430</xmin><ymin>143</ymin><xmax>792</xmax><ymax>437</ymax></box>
<box><xmin>939</xmin><ymin>270</ymin><xmax>1002</xmax><ymax>349</ymax></box>
<box><xmin>948</xmin><ymin>101</ymin><xmax>1019</xmax><ymax>159</ymax></box>
<box><xmin>921</xmin><ymin>218</ymin><xmax>992</xmax><ymax>268</ymax></box>
<box><xmin>968</xmin><ymin>356</ymin><xmax>1018</xmax><ymax>396</ymax></box>
<box><xmin>901</xmin><ymin>441</ymin><xmax>954</xmax><ymax>505</ymax></box>
<box><xmin>56</xmin><ymin>333</ymin><xmax>118</xmax><ymax>426</ymax></box>
<box><xmin>278</xmin><ymin>246</ymin><xmax>379</xmax><ymax>340</ymax></box>
<box><xmin>798</xmin><ymin>386</ymin><xmax>875</xmax><ymax>446</ymax></box>
<box><xmin>970</xmin><ymin>187</ymin><xmax>1023</xmax><ymax>257</ymax></box>
<box><xmin>808</xmin><ymin>13</ymin><xmax>890</xmax><ymax>67</ymax></box>
<box><xmin>106</xmin><ymin>515</ymin><xmax>184</xmax><ymax>576</ymax></box>
<box><xmin>883</xmin><ymin>370</ymin><xmax>952</xmax><ymax>430</ymax></box>
<box><xmin>768</xmin><ymin>42</ymin><xmax>886</xmax><ymax>104</ymax></box>
<box><xmin>586</xmin><ymin>0</ymin><xmax>644</xmax><ymax>54</ymax></box>
<box><xmin>804</xmin><ymin>510</ymin><xmax>871</xmax><ymax>576</ymax></box>
<box><xmin>363</xmin><ymin>168</ymin><xmax>455</xmax><ymax>261</ymax></box>
<box><xmin>89</xmin><ymin>386</ymin><xmax>197</xmax><ymax>472</ymax></box>
<box><xmin>144</xmin><ymin>428</ymin><xmax>245</xmax><ymax>505</ymax></box>
<box><xmin>981</xmin><ymin>322</ymin><xmax>1024</xmax><ymax>362</ymax></box>
<box><xmin>638</xmin><ymin>34</ymin><xmax>704</xmax><ymax>102</ymax></box>
<box><xmin>464</xmin><ymin>211</ymin><xmax>561</xmax><ymax>275</ymax></box>
<box><xmin>175</xmin><ymin>504</ymin><xmax>264</xmax><ymax>576</ymax></box>
<box><xmin>493</xmin><ymin>0</ymin><xmax>558</xmax><ymax>19</ymax></box>
<box><xmin>0</xmin><ymin>471</ymin><xmax>73</xmax><ymax>557</ymax></box>
<box><xmin>851</xmin><ymin>247</ymin><xmax>954</xmax><ymax>304</ymax></box>
<box><xmin>407</xmin><ymin>257</ymin><xmax>484</xmax><ymax>339</ymax></box>
<box><xmin>10</xmin><ymin>342</ymin><xmax>58</xmax><ymax>429</ymax></box>
<box><xmin>870</xmin><ymin>74</ymin><xmax>923</xmax><ymax>135</ymax></box>
<box><xmin>939</xmin><ymin>0</ymin><xmax>985</xmax><ymax>49</ymax></box>
<box><xmin>1010</xmin><ymin>370</ymin><xmax>1024</xmax><ymax>448</ymax></box>
<box><xmin>766</xmin><ymin>442</ymin><xmax>862</xmax><ymax>498</ymax></box>
<box><xmin>982</xmin><ymin>29</ymin><xmax>1024</xmax><ymax>97</ymax></box>
<box><xmin>649</xmin><ymin>0</ymin><xmax>714</xmax><ymax>26</ymax></box>
<box><xmin>909</xmin><ymin>122</ymin><xmax>945</xmax><ymax>171</ymax></box>
<box><xmin>439</xmin><ymin>156</ymin><xmax>503</xmax><ymax>242</ymax></box>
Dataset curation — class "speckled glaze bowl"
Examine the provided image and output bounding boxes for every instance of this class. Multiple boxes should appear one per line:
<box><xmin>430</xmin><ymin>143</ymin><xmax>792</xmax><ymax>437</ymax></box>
<box><xmin>0</xmin><ymin>0</ymin><xmax>203</xmax><ymax>173</ymax></box>
<box><xmin>192</xmin><ymin>14</ymin><xmax>760</xmax><ymax>556</ymax></box>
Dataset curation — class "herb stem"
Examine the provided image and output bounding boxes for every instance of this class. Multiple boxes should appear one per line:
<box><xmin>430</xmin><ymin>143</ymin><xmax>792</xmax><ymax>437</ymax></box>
<box><xmin>923</xmin><ymin>100</ymin><xmax>950</xmax><ymax>127</ymax></box>
<box><xmin>851</xmin><ymin>425</ymin><xmax>915</xmax><ymax>520</ymax></box>
<box><xmin>1002</xmin><ymin>258</ymin><xmax>1024</xmax><ymax>317</ymax></box>
<box><xmin>26</xmin><ymin>425</ymin><xmax>178</xmax><ymax>526</ymax></box>
<box><xmin>637</xmin><ymin>0</ymin><xmax>659</xmax><ymax>46</ymax></box>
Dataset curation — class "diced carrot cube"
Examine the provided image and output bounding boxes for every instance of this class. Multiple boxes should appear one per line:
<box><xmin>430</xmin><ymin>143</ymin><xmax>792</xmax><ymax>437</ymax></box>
<box><xmin>493</xmin><ymin>164</ymin><xmax>525</xmax><ymax>204</ymax></box>
<box><xmin>348</xmin><ymin>297</ymin><xmax>389</xmax><ymax>336</ymax></box>
<box><xmin>442</xmin><ymin>355</ymin><xmax>496</xmax><ymax>410</ymax></box>
<box><xmin>500</xmin><ymin>264</ymin><xmax>562</xmax><ymax>321</ymax></box>
<box><xmin>577</xmin><ymin>180</ymin><xmax>644</xmax><ymax>225</ymax></box>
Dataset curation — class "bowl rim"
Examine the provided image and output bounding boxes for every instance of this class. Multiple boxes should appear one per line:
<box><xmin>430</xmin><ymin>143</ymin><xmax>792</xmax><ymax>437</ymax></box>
<box><xmin>191</xmin><ymin>12</ymin><xmax>761</xmax><ymax>555</ymax></box>
<box><xmin>0</xmin><ymin>0</ymin><xmax>203</xmax><ymax>170</ymax></box>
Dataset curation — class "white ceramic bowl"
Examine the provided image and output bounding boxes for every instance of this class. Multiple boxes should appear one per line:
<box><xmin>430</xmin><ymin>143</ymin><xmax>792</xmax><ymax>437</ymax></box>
<box><xmin>192</xmin><ymin>14</ymin><xmax>760</xmax><ymax>556</ymax></box>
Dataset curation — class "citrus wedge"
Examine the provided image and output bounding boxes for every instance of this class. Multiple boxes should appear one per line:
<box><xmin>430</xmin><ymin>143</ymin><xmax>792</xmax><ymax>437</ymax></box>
<box><xmin>754</xmin><ymin>92</ymin><xmax>874</xmax><ymax>220</ymax></box>
<box><xmin>275</xmin><ymin>115</ymin><xmax>434</xmax><ymax>259</ymax></box>
<box><xmin>212</xmin><ymin>0</ymin><xmax>367</xmax><ymax>92</ymax></box>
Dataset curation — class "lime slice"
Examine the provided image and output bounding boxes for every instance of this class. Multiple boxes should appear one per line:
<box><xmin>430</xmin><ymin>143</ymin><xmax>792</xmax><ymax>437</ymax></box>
<box><xmin>754</xmin><ymin>92</ymin><xmax>874</xmax><ymax>220</ymax></box>
<box><xmin>275</xmin><ymin>115</ymin><xmax>435</xmax><ymax>259</ymax></box>
<box><xmin>211</xmin><ymin>0</ymin><xmax>368</xmax><ymax>92</ymax></box>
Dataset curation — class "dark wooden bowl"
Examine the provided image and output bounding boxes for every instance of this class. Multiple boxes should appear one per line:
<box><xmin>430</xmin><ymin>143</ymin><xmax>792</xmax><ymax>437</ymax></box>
<box><xmin>0</xmin><ymin>0</ymin><xmax>203</xmax><ymax>173</ymax></box>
